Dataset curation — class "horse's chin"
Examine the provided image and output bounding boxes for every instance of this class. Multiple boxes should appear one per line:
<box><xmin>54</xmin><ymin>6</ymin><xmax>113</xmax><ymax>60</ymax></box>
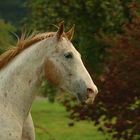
<box><xmin>76</xmin><ymin>93</ymin><xmax>86</xmax><ymax>103</ymax></box>
<box><xmin>85</xmin><ymin>94</ymin><xmax>96</xmax><ymax>104</ymax></box>
<box><xmin>76</xmin><ymin>92</ymin><xmax>96</xmax><ymax>104</ymax></box>
<box><xmin>58</xmin><ymin>87</ymin><xmax>96</xmax><ymax>104</ymax></box>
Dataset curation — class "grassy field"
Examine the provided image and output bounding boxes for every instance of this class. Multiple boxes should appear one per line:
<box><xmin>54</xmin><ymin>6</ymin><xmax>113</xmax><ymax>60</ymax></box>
<box><xmin>31</xmin><ymin>100</ymin><xmax>111</xmax><ymax>140</ymax></box>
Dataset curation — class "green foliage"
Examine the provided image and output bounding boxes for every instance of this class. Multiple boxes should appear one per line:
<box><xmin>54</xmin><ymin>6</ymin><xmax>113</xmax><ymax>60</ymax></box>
<box><xmin>0</xmin><ymin>19</ymin><xmax>15</xmax><ymax>53</ymax></box>
<box><xmin>26</xmin><ymin>0</ymin><xmax>127</xmax><ymax>31</ymax></box>
<box><xmin>62</xmin><ymin>3</ymin><xmax>140</xmax><ymax>139</ymax></box>
<box><xmin>39</xmin><ymin>81</ymin><xmax>56</xmax><ymax>102</ymax></box>
<box><xmin>26</xmin><ymin>0</ymin><xmax>131</xmax><ymax>73</ymax></box>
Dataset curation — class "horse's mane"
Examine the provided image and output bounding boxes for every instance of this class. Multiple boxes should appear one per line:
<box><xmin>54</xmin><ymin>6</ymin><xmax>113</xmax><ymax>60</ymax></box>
<box><xmin>0</xmin><ymin>32</ymin><xmax>56</xmax><ymax>69</ymax></box>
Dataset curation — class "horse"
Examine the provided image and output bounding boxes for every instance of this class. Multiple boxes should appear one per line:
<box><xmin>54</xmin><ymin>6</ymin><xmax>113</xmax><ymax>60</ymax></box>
<box><xmin>0</xmin><ymin>22</ymin><xmax>98</xmax><ymax>140</ymax></box>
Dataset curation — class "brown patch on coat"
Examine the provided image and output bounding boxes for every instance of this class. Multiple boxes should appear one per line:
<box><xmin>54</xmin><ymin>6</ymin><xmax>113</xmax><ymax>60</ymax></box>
<box><xmin>44</xmin><ymin>59</ymin><xmax>61</xmax><ymax>86</ymax></box>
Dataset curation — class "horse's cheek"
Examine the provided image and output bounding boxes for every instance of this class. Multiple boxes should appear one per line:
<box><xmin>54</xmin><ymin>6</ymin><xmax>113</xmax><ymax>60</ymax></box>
<box><xmin>44</xmin><ymin>59</ymin><xmax>61</xmax><ymax>86</ymax></box>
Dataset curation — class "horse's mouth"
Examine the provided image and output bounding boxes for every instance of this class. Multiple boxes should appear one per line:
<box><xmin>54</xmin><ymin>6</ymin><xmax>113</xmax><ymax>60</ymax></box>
<box><xmin>76</xmin><ymin>93</ymin><xmax>86</xmax><ymax>103</ymax></box>
<box><xmin>85</xmin><ymin>92</ymin><xmax>96</xmax><ymax>104</ymax></box>
<box><xmin>77</xmin><ymin>92</ymin><xmax>96</xmax><ymax>104</ymax></box>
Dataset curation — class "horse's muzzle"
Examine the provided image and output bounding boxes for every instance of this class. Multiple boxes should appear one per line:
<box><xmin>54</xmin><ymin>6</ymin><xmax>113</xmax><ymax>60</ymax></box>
<box><xmin>85</xmin><ymin>86</ymin><xmax>98</xmax><ymax>104</ymax></box>
<box><xmin>77</xmin><ymin>85</ymin><xmax>98</xmax><ymax>104</ymax></box>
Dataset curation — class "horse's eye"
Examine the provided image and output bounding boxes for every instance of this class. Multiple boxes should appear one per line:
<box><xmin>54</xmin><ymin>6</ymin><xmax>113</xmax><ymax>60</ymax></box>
<box><xmin>64</xmin><ymin>52</ymin><xmax>73</xmax><ymax>59</ymax></box>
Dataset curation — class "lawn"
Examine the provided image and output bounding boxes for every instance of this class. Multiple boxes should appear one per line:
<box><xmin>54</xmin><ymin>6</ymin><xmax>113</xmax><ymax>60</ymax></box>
<box><xmin>31</xmin><ymin>99</ymin><xmax>111</xmax><ymax>140</ymax></box>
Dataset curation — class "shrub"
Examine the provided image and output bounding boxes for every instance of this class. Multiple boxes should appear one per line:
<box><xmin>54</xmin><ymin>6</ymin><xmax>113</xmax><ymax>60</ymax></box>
<box><xmin>62</xmin><ymin>3</ymin><xmax>140</xmax><ymax>140</ymax></box>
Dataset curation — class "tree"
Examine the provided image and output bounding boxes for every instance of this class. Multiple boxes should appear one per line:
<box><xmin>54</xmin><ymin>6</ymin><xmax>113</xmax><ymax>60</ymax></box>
<box><xmin>24</xmin><ymin>1</ymin><xmax>140</xmax><ymax>139</ymax></box>
<box><xmin>0</xmin><ymin>19</ymin><xmax>15</xmax><ymax>53</ymax></box>
<box><xmin>0</xmin><ymin>0</ymin><xmax>27</xmax><ymax>26</ymax></box>
<box><xmin>25</xmin><ymin>0</ymin><xmax>130</xmax><ymax>73</ymax></box>
<box><xmin>63</xmin><ymin>2</ymin><xmax>140</xmax><ymax>140</ymax></box>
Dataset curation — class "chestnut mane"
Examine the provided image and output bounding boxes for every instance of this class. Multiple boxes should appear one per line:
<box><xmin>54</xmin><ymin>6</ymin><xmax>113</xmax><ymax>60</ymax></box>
<box><xmin>0</xmin><ymin>32</ymin><xmax>55</xmax><ymax>69</ymax></box>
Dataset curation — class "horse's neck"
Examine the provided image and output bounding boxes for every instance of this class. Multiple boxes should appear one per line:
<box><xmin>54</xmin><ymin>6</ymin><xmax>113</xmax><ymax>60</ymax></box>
<box><xmin>0</xmin><ymin>40</ymin><xmax>49</xmax><ymax>123</ymax></box>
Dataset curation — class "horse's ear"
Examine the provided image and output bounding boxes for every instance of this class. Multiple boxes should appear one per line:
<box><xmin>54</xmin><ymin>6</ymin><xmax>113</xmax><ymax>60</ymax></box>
<box><xmin>56</xmin><ymin>21</ymin><xmax>64</xmax><ymax>40</ymax></box>
<box><xmin>66</xmin><ymin>24</ymin><xmax>75</xmax><ymax>41</ymax></box>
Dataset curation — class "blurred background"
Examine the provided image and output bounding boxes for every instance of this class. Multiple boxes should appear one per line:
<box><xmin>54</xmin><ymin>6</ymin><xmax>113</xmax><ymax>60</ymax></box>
<box><xmin>0</xmin><ymin>0</ymin><xmax>140</xmax><ymax>140</ymax></box>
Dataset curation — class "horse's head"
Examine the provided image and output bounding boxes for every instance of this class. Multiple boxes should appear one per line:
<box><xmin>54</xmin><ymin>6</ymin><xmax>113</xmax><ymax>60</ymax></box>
<box><xmin>44</xmin><ymin>22</ymin><xmax>98</xmax><ymax>103</ymax></box>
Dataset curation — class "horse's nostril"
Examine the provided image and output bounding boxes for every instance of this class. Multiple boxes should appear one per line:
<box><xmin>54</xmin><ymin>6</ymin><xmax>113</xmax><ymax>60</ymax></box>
<box><xmin>86</xmin><ymin>87</ymin><xmax>96</xmax><ymax>104</ymax></box>
<box><xmin>86</xmin><ymin>87</ymin><xmax>98</xmax><ymax>104</ymax></box>
<box><xmin>87</xmin><ymin>88</ymin><xmax>94</xmax><ymax>93</ymax></box>
<box><xmin>87</xmin><ymin>86</ymin><xmax>98</xmax><ymax>95</ymax></box>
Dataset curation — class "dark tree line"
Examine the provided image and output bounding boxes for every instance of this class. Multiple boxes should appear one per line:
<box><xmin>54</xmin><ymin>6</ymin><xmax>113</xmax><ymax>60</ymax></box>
<box><xmin>0</xmin><ymin>0</ymin><xmax>27</xmax><ymax>26</ymax></box>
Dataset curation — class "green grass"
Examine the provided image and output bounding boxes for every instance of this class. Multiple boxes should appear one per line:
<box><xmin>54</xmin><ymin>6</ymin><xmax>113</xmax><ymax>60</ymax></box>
<box><xmin>31</xmin><ymin>100</ymin><xmax>111</xmax><ymax>140</ymax></box>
